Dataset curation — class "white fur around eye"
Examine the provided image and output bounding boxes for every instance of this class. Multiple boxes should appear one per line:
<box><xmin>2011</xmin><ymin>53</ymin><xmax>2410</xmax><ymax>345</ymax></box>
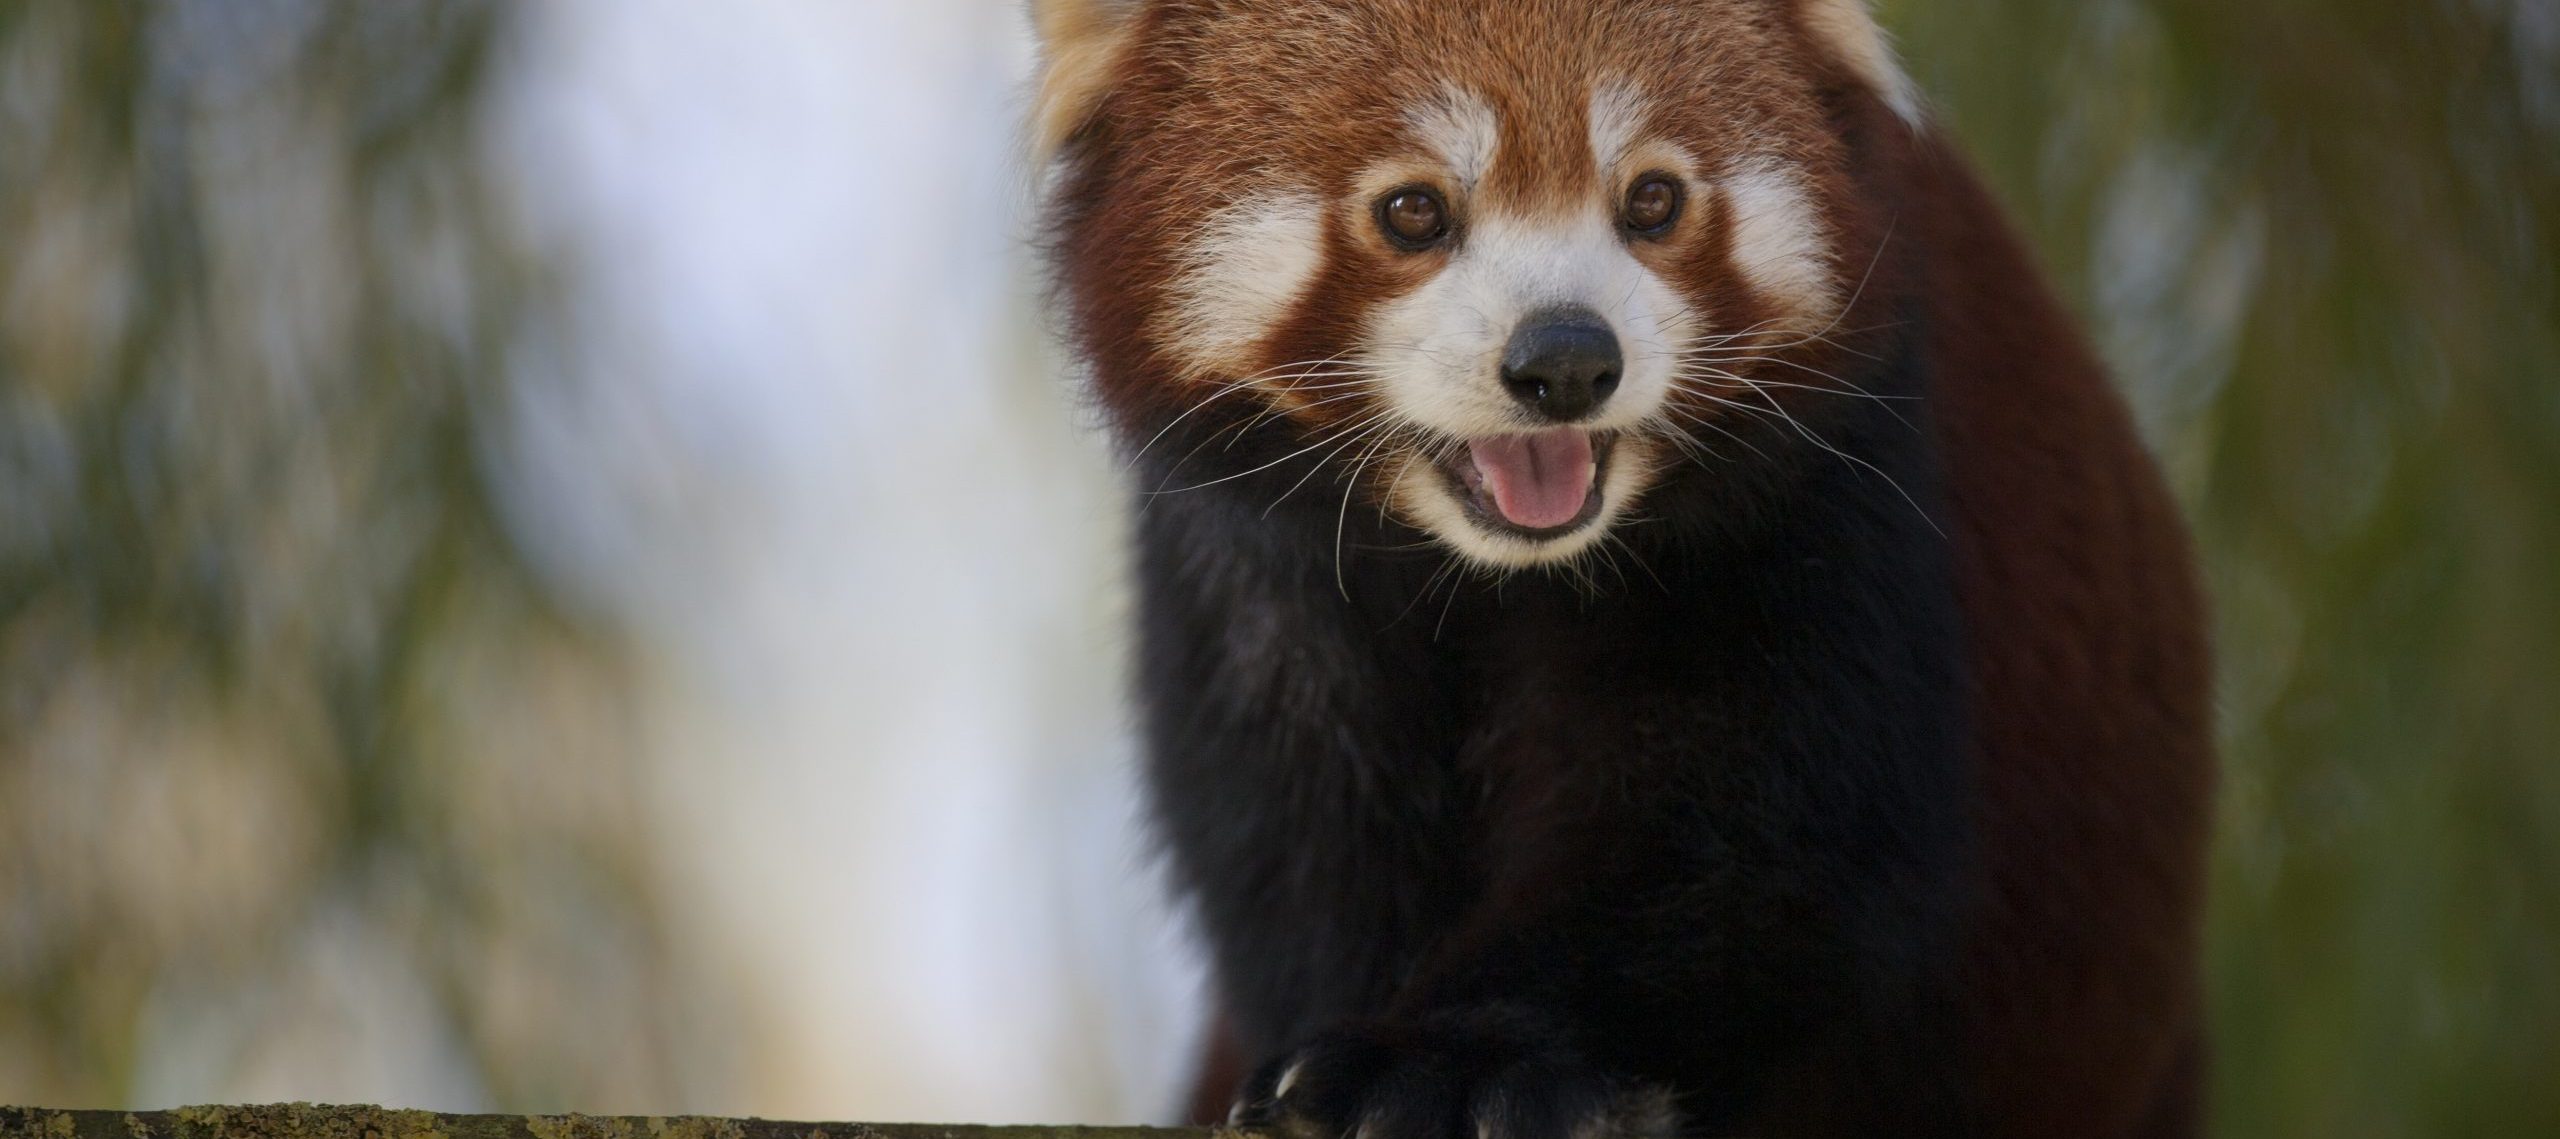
<box><xmin>1408</xmin><ymin>85</ymin><xmax>1502</xmax><ymax>191</ymax></box>
<box><xmin>1161</xmin><ymin>192</ymin><xmax>1326</xmax><ymax>378</ymax></box>
<box><xmin>1720</xmin><ymin>162</ymin><xmax>1837</xmax><ymax>319</ymax></box>
<box><xmin>1588</xmin><ymin>78</ymin><xmax>1648</xmax><ymax>178</ymax></box>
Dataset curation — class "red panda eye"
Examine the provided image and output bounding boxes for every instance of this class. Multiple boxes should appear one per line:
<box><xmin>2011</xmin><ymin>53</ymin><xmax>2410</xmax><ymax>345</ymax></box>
<box><xmin>1624</xmin><ymin>174</ymin><xmax>1684</xmax><ymax>236</ymax></box>
<box><xmin>1377</xmin><ymin>187</ymin><xmax>1451</xmax><ymax>250</ymax></box>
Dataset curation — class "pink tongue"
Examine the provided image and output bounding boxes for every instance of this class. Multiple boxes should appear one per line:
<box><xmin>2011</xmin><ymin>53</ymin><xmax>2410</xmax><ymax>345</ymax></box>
<box><xmin>1468</xmin><ymin>429</ymin><xmax>1596</xmax><ymax>530</ymax></box>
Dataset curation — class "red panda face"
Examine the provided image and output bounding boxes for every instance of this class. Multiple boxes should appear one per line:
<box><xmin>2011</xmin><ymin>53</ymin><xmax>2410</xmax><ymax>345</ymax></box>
<box><xmin>1040</xmin><ymin>0</ymin><xmax>1916</xmax><ymax>570</ymax></box>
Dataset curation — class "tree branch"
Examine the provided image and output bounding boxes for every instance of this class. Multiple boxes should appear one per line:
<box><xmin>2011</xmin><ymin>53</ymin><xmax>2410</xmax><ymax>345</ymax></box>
<box><xmin>1</xmin><ymin>1107</ymin><xmax>1214</xmax><ymax>1139</ymax></box>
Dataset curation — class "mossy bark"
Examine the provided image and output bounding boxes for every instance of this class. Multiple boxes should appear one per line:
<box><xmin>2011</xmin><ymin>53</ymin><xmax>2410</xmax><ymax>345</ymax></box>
<box><xmin>0</xmin><ymin>1108</ymin><xmax>1210</xmax><ymax>1139</ymax></box>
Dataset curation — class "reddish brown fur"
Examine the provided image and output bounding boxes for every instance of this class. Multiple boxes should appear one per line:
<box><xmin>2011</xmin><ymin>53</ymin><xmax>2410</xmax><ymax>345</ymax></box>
<box><xmin>1913</xmin><ymin>139</ymin><xmax>2216</xmax><ymax>1134</ymax></box>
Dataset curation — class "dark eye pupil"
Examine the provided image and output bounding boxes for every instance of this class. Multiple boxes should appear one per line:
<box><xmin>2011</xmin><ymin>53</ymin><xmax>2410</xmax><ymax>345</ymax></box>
<box><xmin>1628</xmin><ymin>178</ymin><xmax>1679</xmax><ymax>231</ymax></box>
<box><xmin>1384</xmin><ymin>190</ymin><xmax>1446</xmax><ymax>245</ymax></box>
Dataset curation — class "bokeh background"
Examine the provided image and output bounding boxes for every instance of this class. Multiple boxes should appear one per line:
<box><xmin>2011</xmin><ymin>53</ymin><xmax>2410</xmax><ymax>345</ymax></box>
<box><xmin>0</xmin><ymin>1</ymin><xmax>2552</xmax><ymax>1136</ymax></box>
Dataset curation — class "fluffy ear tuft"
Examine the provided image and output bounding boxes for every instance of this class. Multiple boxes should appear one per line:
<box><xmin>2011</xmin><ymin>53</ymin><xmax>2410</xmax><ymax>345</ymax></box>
<box><xmin>1799</xmin><ymin>0</ymin><xmax>1923</xmax><ymax>126</ymax></box>
<box><xmin>1030</xmin><ymin>0</ymin><xmax>1141</xmax><ymax>162</ymax></box>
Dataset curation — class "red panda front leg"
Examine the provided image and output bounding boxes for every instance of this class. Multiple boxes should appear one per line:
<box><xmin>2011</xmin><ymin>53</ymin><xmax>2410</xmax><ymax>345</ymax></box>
<box><xmin>1227</xmin><ymin>876</ymin><xmax>1972</xmax><ymax>1139</ymax></box>
<box><xmin>1225</xmin><ymin>869</ymin><xmax>1971</xmax><ymax>1139</ymax></box>
<box><xmin>1222</xmin><ymin>730</ymin><xmax>1976</xmax><ymax>1139</ymax></box>
<box><xmin>1229</xmin><ymin>1004</ymin><xmax>1678</xmax><ymax>1139</ymax></box>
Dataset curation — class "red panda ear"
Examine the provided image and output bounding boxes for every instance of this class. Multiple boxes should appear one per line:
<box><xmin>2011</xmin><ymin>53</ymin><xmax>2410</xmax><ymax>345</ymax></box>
<box><xmin>1796</xmin><ymin>0</ymin><xmax>1923</xmax><ymax>125</ymax></box>
<box><xmin>1030</xmin><ymin>0</ymin><xmax>1141</xmax><ymax>163</ymax></box>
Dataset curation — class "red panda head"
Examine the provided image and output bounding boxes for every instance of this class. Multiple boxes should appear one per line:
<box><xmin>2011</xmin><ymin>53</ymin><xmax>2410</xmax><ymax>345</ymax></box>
<box><xmin>1038</xmin><ymin>0</ymin><xmax>1919</xmax><ymax>570</ymax></box>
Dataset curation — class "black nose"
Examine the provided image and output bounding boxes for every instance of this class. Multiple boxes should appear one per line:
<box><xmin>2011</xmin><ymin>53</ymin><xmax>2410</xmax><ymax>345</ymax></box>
<box><xmin>1500</xmin><ymin>307</ymin><xmax>1622</xmax><ymax>422</ymax></box>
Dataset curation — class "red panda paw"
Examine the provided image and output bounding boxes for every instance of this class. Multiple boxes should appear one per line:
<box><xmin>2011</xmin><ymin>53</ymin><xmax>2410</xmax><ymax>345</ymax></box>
<box><xmin>1229</xmin><ymin>1014</ymin><xmax>1678</xmax><ymax>1139</ymax></box>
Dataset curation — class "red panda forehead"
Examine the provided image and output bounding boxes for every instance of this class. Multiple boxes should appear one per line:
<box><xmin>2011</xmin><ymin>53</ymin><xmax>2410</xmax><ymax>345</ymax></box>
<box><xmin>1129</xmin><ymin>0</ymin><xmax>1827</xmax><ymax>207</ymax></box>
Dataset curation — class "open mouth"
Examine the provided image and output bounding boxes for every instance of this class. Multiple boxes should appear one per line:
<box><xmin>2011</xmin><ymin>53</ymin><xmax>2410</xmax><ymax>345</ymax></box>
<box><xmin>1437</xmin><ymin>428</ymin><xmax>1615</xmax><ymax>540</ymax></box>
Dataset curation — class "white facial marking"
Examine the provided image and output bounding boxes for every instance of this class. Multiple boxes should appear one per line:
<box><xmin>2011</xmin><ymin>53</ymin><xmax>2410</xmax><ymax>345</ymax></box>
<box><xmin>1801</xmin><ymin>0</ymin><xmax>1923</xmax><ymax>125</ymax></box>
<box><xmin>1588</xmin><ymin>78</ymin><xmax>1649</xmax><ymax>177</ymax></box>
<box><xmin>1721</xmin><ymin>161</ymin><xmax>1837</xmax><ymax>318</ymax></box>
<box><xmin>1409</xmin><ymin>86</ymin><xmax>1502</xmax><ymax>191</ymax></box>
<box><xmin>1162</xmin><ymin>192</ymin><xmax>1325</xmax><ymax>378</ymax></box>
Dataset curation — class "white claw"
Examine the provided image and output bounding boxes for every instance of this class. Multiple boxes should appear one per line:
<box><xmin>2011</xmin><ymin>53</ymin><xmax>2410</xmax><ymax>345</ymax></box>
<box><xmin>1274</xmin><ymin>1059</ymin><xmax>1307</xmax><ymax>1101</ymax></box>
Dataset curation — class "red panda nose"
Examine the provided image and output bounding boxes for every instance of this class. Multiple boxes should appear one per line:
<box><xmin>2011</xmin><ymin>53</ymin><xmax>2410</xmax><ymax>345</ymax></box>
<box><xmin>1500</xmin><ymin>307</ymin><xmax>1623</xmax><ymax>423</ymax></box>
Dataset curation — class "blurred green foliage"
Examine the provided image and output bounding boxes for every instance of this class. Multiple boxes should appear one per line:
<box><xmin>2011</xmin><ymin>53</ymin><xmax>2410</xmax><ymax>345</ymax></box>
<box><xmin>1881</xmin><ymin>0</ymin><xmax>2560</xmax><ymax>1134</ymax></box>
<box><xmin>0</xmin><ymin>0</ymin><xmax>705</xmax><ymax>1110</ymax></box>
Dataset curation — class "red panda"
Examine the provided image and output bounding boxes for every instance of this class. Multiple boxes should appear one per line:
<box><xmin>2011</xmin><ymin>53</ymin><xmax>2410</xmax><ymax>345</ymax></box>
<box><xmin>1032</xmin><ymin>2</ymin><xmax>2215</xmax><ymax>1136</ymax></box>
